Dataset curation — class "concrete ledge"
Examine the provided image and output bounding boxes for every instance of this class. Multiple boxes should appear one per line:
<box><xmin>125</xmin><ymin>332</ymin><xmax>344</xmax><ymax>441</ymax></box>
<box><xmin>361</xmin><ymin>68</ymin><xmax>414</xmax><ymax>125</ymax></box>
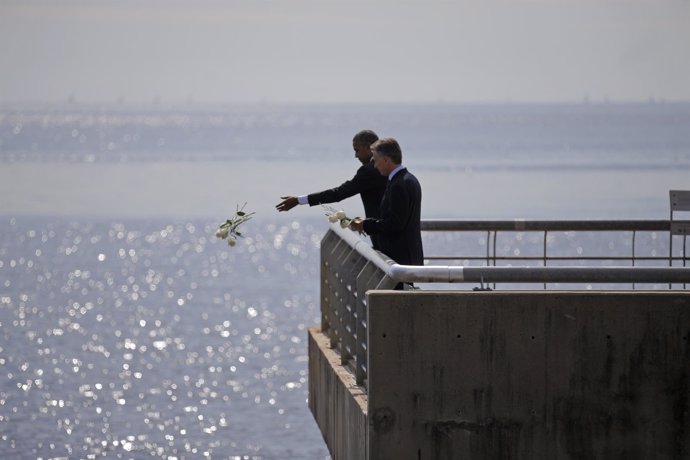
<box><xmin>366</xmin><ymin>291</ymin><xmax>690</xmax><ymax>459</ymax></box>
<box><xmin>308</xmin><ymin>327</ymin><xmax>368</xmax><ymax>460</ymax></box>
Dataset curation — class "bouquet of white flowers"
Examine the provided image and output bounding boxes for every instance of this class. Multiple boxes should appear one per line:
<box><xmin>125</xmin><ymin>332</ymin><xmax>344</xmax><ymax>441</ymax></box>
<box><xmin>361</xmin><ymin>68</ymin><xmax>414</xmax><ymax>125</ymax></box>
<box><xmin>322</xmin><ymin>205</ymin><xmax>352</xmax><ymax>229</ymax></box>
<box><xmin>215</xmin><ymin>203</ymin><xmax>255</xmax><ymax>246</ymax></box>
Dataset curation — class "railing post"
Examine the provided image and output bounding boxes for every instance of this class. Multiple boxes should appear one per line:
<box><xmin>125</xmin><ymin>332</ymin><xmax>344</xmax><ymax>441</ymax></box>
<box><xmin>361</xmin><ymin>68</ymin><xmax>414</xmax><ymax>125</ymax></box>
<box><xmin>543</xmin><ymin>230</ymin><xmax>548</xmax><ymax>290</ymax></box>
<box><xmin>354</xmin><ymin>261</ymin><xmax>381</xmax><ymax>385</ymax></box>
<box><xmin>320</xmin><ymin>230</ymin><xmax>339</xmax><ymax>334</ymax></box>
<box><xmin>332</xmin><ymin>239</ymin><xmax>352</xmax><ymax>358</ymax></box>
<box><xmin>339</xmin><ymin>249</ymin><xmax>364</xmax><ymax>366</ymax></box>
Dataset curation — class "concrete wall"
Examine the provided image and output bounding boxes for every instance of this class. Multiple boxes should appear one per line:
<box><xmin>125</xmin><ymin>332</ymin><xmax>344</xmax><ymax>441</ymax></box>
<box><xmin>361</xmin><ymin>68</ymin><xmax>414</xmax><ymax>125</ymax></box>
<box><xmin>308</xmin><ymin>327</ymin><xmax>367</xmax><ymax>460</ymax></box>
<box><xmin>366</xmin><ymin>291</ymin><xmax>690</xmax><ymax>460</ymax></box>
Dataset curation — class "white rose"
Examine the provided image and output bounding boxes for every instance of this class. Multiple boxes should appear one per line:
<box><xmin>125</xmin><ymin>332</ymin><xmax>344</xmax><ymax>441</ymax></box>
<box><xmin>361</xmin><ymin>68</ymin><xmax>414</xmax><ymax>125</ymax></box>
<box><xmin>216</xmin><ymin>227</ymin><xmax>230</xmax><ymax>239</ymax></box>
<box><xmin>335</xmin><ymin>211</ymin><xmax>347</xmax><ymax>220</ymax></box>
<box><xmin>227</xmin><ymin>237</ymin><xmax>237</xmax><ymax>246</ymax></box>
<box><xmin>328</xmin><ymin>214</ymin><xmax>339</xmax><ymax>223</ymax></box>
<box><xmin>340</xmin><ymin>219</ymin><xmax>351</xmax><ymax>229</ymax></box>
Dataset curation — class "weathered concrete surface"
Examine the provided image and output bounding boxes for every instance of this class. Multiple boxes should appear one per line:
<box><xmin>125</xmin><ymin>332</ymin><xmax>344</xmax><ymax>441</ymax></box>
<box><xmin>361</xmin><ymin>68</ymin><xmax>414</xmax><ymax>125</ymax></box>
<box><xmin>366</xmin><ymin>291</ymin><xmax>689</xmax><ymax>460</ymax></box>
<box><xmin>308</xmin><ymin>327</ymin><xmax>367</xmax><ymax>460</ymax></box>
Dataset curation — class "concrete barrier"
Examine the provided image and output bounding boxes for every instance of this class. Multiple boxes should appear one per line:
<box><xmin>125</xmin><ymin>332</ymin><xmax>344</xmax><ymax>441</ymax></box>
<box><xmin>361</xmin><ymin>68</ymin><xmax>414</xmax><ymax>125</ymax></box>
<box><xmin>309</xmin><ymin>291</ymin><xmax>689</xmax><ymax>458</ymax></box>
<box><xmin>309</xmin><ymin>327</ymin><xmax>367</xmax><ymax>460</ymax></box>
<box><xmin>365</xmin><ymin>291</ymin><xmax>689</xmax><ymax>459</ymax></box>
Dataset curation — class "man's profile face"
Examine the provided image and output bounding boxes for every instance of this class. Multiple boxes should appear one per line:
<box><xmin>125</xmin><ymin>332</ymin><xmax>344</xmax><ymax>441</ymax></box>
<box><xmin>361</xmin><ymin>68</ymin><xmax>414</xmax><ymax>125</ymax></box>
<box><xmin>371</xmin><ymin>150</ymin><xmax>390</xmax><ymax>176</ymax></box>
<box><xmin>353</xmin><ymin>142</ymin><xmax>373</xmax><ymax>164</ymax></box>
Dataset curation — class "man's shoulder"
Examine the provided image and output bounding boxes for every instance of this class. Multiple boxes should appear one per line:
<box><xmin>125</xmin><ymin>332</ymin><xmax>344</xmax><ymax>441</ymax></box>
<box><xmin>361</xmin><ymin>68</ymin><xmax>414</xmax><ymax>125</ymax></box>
<box><xmin>394</xmin><ymin>168</ymin><xmax>421</xmax><ymax>190</ymax></box>
<box><xmin>402</xmin><ymin>168</ymin><xmax>419</xmax><ymax>182</ymax></box>
<box><xmin>357</xmin><ymin>161</ymin><xmax>380</xmax><ymax>175</ymax></box>
<box><xmin>392</xmin><ymin>167</ymin><xmax>415</xmax><ymax>181</ymax></box>
<box><xmin>356</xmin><ymin>162</ymin><xmax>387</xmax><ymax>184</ymax></box>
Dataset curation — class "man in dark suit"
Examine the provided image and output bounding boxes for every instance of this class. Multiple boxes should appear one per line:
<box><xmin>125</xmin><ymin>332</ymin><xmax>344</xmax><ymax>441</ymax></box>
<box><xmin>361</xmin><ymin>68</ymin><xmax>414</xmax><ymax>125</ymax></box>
<box><xmin>275</xmin><ymin>129</ymin><xmax>388</xmax><ymax>247</ymax></box>
<box><xmin>350</xmin><ymin>138</ymin><xmax>423</xmax><ymax>267</ymax></box>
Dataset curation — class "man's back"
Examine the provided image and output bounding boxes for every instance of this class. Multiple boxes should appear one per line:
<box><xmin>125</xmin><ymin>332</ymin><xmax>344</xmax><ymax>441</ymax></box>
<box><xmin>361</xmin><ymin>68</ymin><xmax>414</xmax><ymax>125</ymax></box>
<box><xmin>365</xmin><ymin>167</ymin><xmax>423</xmax><ymax>266</ymax></box>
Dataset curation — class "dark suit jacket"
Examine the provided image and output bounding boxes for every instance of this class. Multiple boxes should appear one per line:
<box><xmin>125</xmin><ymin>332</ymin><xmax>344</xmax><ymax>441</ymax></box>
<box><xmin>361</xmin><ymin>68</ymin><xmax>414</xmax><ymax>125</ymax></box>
<box><xmin>362</xmin><ymin>167</ymin><xmax>423</xmax><ymax>266</ymax></box>
<box><xmin>307</xmin><ymin>160</ymin><xmax>387</xmax><ymax>219</ymax></box>
<box><xmin>308</xmin><ymin>160</ymin><xmax>388</xmax><ymax>249</ymax></box>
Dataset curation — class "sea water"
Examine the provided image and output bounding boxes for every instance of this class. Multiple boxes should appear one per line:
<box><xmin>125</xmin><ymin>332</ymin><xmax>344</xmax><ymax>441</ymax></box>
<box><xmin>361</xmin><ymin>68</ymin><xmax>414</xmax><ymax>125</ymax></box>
<box><xmin>0</xmin><ymin>217</ymin><xmax>326</xmax><ymax>459</ymax></box>
<box><xmin>0</xmin><ymin>103</ymin><xmax>689</xmax><ymax>458</ymax></box>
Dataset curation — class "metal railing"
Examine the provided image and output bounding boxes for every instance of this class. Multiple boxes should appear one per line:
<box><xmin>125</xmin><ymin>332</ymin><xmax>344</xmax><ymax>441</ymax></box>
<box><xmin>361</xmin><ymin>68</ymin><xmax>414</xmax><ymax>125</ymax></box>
<box><xmin>320</xmin><ymin>219</ymin><xmax>690</xmax><ymax>387</ymax></box>
<box><xmin>421</xmin><ymin>219</ymin><xmax>688</xmax><ymax>267</ymax></box>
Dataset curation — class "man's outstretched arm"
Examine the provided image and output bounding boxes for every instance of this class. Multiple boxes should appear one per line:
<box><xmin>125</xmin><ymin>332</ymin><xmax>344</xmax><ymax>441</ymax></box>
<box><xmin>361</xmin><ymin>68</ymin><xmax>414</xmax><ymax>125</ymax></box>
<box><xmin>306</xmin><ymin>165</ymin><xmax>374</xmax><ymax>206</ymax></box>
<box><xmin>276</xmin><ymin>164</ymin><xmax>375</xmax><ymax>212</ymax></box>
<box><xmin>276</xmin><ymin>196</ymin><xmax>299</xmax><ymax>212</ymax></box>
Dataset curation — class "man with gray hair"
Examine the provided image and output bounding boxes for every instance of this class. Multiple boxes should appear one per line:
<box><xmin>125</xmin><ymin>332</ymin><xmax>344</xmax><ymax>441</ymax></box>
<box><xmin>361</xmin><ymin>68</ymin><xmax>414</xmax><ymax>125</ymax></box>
<box><xmin>350</xmin><ymin>137</ymin><xmax>423</xmax><ymax>267</ymax></box>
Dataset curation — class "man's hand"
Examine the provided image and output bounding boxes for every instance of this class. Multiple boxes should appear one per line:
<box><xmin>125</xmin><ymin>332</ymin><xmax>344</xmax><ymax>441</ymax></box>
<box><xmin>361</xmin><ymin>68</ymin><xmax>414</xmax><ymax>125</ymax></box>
<box><xmin>349</xmin><ymin>217</ymin><xmax>365</xmax><ymax>233</ymax></box>
<box><xmin>276</xmin><ymin>196</ymin><xmax>298</xmax><ymax>212</ymax></box>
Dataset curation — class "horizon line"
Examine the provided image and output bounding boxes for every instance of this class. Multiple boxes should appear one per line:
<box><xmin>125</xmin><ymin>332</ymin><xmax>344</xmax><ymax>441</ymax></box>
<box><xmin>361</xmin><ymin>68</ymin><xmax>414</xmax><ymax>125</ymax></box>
<box><xmin>1</xmin><ymin>98</ymin><xmax>689</xmax><ymax>110</ymax></box>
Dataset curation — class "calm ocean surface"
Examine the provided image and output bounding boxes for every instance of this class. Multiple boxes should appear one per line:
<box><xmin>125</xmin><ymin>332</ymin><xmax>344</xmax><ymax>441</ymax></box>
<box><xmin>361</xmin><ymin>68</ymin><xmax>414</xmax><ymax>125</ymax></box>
<box><xmin>1</xmin><ymin>103</ymin><xmax>689</xmax><ymax>458</ymax></box>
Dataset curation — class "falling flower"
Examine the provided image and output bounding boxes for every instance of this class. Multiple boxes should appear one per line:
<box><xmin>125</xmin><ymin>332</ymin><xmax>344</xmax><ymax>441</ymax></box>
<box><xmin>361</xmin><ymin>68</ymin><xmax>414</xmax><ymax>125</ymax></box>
<box><xmin>215</xmin><ymin>227</ymin><xmax>229</xmax><ymax>239</ymax></box>
<box><xmin>215</xmin><ymin>203</ymin><xmax>255</xmax><ymax>247</ymax></box>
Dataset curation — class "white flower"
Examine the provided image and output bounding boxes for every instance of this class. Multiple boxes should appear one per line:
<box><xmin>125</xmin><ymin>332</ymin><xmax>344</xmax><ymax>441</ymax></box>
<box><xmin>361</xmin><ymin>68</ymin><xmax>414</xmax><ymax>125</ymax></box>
<box><xmin>215</xmin><ymin>203</ymin><xmax>254</xmax><ymax>248</ymax></box>
<box><xmin>322</xmin><ymin>205</ymin><xmax>354</xmax><ymax>229</ymax></box>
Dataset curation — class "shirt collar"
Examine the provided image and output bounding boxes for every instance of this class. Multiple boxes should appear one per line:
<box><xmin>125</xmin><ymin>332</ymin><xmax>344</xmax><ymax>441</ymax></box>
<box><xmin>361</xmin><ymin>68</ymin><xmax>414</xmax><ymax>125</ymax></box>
<box><xmin>388</xmin><ymin>164</ymin><xmax>405</xmax><ymax>181</ymax></box>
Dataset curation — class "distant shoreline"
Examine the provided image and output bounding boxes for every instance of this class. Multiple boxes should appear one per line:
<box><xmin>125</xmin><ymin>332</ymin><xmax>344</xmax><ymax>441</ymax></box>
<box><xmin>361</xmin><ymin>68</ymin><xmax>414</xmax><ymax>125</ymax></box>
<box><xmin>2</xmin><ymin>100</ymin><xmax>690</xmax><ymax>112</ymax></box>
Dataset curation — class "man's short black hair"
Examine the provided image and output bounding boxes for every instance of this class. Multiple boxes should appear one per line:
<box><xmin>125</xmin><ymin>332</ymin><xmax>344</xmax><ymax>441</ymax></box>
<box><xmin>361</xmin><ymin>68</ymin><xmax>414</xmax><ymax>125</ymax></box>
<box><xmin>353</xmin><ymin>129</ymin><xmax>379</xmax><ymax>146</ymax></box>
<box><xmin>371</xmin><ymin>137</ymin><xmax>402</xmax><ymax>164</ymax></box>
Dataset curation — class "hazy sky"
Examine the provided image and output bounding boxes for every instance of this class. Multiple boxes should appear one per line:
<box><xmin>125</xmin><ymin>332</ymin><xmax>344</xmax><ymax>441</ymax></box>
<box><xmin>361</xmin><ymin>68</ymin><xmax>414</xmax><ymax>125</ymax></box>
<box><xmin>1</xmin><ymin>0</ymin><xmax>689</xmax><ymax>104</ymax></box>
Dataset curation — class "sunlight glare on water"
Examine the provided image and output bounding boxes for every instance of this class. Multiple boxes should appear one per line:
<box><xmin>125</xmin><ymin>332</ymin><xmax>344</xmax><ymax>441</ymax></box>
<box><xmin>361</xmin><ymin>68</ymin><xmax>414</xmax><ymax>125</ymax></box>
<box><xmin>0</xmin><ymin>217</ymin><xmax>329</xmax><ymax>459</ymax></box>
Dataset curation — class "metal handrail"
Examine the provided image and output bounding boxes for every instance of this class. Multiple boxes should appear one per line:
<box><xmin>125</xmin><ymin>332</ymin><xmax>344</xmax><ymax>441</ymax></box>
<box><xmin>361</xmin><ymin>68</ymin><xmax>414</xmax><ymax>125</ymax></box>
<box><xmin>420</xmin><ymin>219</ymin><xmax>670</xmax><ymax>232</ymax></box>
<box><xmin>420</xmin><ymin>219</ymin><xmax>689</xmax><ymax>272</ymax></box>
<box><xmin>388</xmin><ymin>264</ymin><xmax>690</xmax><ymax>284</ymax></box>
<box><xmin>320</xmin><ymin>219</ymin><xmax>690</xmax><ymax>388</ymax></box>
<box><xmin>332</xmin><ymin>222</ymin><xmax>690</xmax><ymax>284</ymax></box>
<box><xmin>425</xmin><ymin>256</ymin><xmax>687</xmax><ymax>261</ymax></box>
